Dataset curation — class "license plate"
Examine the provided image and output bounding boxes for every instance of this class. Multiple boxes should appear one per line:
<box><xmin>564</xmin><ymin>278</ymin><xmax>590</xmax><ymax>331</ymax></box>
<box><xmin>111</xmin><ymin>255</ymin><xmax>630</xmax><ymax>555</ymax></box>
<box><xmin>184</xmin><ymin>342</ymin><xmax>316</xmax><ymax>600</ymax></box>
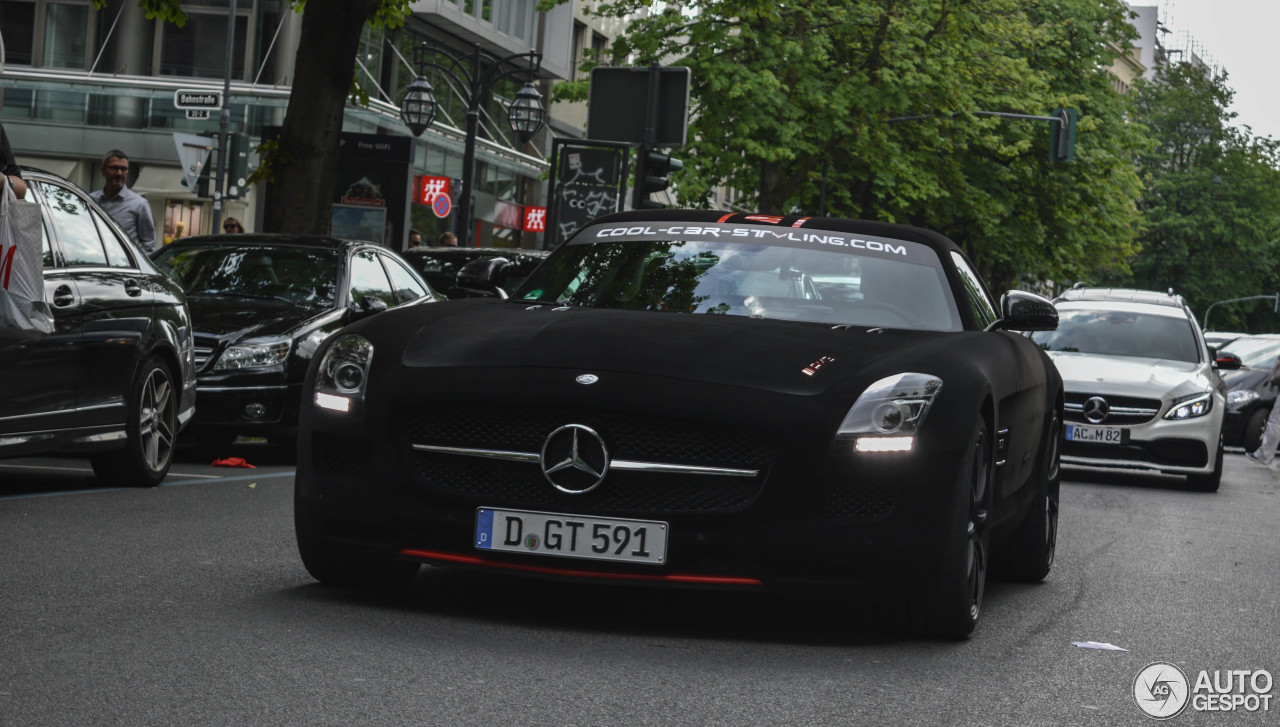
<box><xmin>1065</xmin><ymin>424</ymin><xmax>1129</xmax><ymax>444</ymax></box>
<box><xmin>475</xmin><ymin>508</ymin><xmax>667</xmax><ymax>565</ymax></box>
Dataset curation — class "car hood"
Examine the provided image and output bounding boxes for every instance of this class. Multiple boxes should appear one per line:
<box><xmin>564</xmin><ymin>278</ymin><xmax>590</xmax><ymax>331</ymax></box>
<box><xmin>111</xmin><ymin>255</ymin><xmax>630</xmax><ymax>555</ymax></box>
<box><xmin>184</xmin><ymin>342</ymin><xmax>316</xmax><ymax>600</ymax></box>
<box><xmin>395</xmin><ymin>300</ymin><xmax>959</xmax><ymax>396</ymax></box>
<box><xmin>1222</xmin><ymin>366</ymin><xmax>1268</xmax><ymax>392</ymax></box>
<box><xmin>186</xmin><ymin>295</ymin><xmax>329</xmax><ymax>340</ymax></box>
<box><xmin>1047</xmin><ymin>351</ymin><xmax>1212</xmax><ymax>398</ymax></box>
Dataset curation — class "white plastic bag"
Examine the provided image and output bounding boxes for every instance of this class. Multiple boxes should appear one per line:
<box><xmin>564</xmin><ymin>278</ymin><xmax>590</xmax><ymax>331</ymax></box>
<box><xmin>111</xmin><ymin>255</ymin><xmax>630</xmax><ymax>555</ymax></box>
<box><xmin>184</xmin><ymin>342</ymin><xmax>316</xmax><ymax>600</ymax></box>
<box><xmin>0</xmin><ymin>176</ymin><xmax>54</xmax><ymax>338</ymax></box>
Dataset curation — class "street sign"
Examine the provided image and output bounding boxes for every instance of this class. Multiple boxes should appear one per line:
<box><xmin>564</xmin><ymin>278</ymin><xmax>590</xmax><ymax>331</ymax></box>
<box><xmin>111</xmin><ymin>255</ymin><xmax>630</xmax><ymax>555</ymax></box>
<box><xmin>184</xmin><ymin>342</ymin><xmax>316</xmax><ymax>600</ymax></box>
<box><xmin>186</xmin><ymin>109</ymin><xmax>211</xmax><ymax>120</ymax></box>
<box><xmin>173</xmin><ymin>89</ymin><xmax>223</xmax><ymax>110</ymax></box>
<box><xmin>587</xmin><ymin>66</ymin><xmax>690</xmax><ymax>148</ymax></box>
<box><xmin>432</xmin><ymin>193</ymin><xmax>452</xmax><ymax>219</ymax></box>
<box><xmin>171</xmin><ymin>132</ymin><xmax>214</xmax><ymax>194</ymax></box>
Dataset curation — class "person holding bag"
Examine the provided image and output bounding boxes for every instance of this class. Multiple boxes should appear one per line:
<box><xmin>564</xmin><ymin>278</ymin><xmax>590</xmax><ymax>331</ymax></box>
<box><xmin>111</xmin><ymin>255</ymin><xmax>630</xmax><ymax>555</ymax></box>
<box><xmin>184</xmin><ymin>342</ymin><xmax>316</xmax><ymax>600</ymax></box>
<box><xmin>1246</xmin><ymin>356</ymin><xmax>1280</xmax><ymax>466</ymax></box>
<box><xmin>1</xmin><ymin>171</ymin><xmax>52</xmax><ymax>338</ymax></box>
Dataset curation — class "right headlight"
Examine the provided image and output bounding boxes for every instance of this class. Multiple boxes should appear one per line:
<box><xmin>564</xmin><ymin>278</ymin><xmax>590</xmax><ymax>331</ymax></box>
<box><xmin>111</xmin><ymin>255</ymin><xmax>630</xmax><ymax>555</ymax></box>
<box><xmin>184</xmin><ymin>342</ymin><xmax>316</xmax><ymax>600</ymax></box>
<box><xmin>1227</xmin><ymin>389</ymin><xmax>1259</xmax><ymax>412</ymax></box>
<box><xmin>838</xmin><ymin>373</ymin><xmax>943</xmax><ymax>453</ymax></box>
<box><xmin>313</xmin><ymin>334</ymin><xmax>374</xmax><ymax>415</ymax></box>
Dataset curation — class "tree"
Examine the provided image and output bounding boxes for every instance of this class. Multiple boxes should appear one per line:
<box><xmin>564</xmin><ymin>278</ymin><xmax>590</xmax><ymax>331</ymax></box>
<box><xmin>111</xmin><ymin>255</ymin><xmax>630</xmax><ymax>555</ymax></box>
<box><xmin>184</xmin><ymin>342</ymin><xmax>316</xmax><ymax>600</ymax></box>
<box><xmin>96</xmin><ymin>0</ymin><xmax>412</xmax><ymax>235</ymax></box>
<box><xmin>559</xmin><ymin>0</ymin><xmax>1147</xmax><ymax>291</ymax></box>
<box><xmin>1114</xmin><ymin>62</ymin><xmax>1280</xmax><ymax>331</ymax></box>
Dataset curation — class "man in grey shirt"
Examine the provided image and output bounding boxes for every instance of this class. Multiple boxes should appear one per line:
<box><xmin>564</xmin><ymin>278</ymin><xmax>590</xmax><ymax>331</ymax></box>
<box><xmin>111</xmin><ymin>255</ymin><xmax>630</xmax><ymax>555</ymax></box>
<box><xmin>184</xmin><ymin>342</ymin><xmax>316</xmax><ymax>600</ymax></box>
<box><xmin>91</xmin><ymin>149</ymin><xmax>157</xmax><ymax>254</ymax></box>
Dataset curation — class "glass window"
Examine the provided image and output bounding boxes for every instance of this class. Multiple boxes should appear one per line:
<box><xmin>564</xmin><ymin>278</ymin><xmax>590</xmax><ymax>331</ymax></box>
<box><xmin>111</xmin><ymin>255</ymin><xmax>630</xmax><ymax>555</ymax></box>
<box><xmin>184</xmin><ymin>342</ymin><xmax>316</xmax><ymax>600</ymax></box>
<box><xmin>348</xmin><ymin>250</ymin><xmax>396</xmax><ymax>308</ymax></box>
<box><xmin>159</xmin><ymin>12</ymin><xmax>247</xmax><ymax>78</ymax></box>
<box><xmin>950</xmin><ymin>251</ymin><xmax>997</xmax><ymax>328</ymax></box>
<box><xmin>151</xmin><ymin>244</ymin><xmax>341</xmax><ymax>307</ymax></box>
<box><xmin>43</xmin><ymin>3</ymin><xmax>90</xmax><ymax>69</ymax></box>
<box><xmin>1</xmin><ymin>1</ymin><xmax>36</xmax><ymax>65</ymax></box>
<box><xmin>93</xmin><ymin>211</ymin><xmax>133</xmax><ymax>268</ymax></box>
<box><xmin>1031</xmin><ymin>307</ymin><xmax>1200</xmax><ymax>362</ymax></box>
<box><xmin>37</xmin><ymin>181</ymin><xmax>108</xmax><ymax>267</ymax></box>
<box><xmin>521</xmin><ymin>225</ymin><xmax>963</xmax><ymax>331</ymax></box>
<box><xmin>380</xmin><ymin>253</ymin><xmax>429</xmax><ymax>304</ymax></box>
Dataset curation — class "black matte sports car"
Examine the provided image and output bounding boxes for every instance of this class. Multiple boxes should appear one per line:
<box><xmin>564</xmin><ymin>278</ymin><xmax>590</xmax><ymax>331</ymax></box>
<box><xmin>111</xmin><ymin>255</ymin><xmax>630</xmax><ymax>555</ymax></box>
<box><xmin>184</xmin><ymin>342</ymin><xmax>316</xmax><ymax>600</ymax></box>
<box><xmin>295</xmin><ymin>210</ymin><xmax>1063</xmax><ymax>638</ymax></box>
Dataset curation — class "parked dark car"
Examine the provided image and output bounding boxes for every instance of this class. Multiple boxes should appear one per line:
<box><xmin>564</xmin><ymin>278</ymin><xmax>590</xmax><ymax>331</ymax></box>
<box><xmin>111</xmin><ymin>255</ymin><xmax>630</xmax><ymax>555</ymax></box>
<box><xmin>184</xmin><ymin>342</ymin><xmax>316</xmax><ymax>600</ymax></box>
<box><xmin>295</xmin><ymin>209</ymin><xmax>1064</xmax><ymax>638</ymax></box>
<box><xmin>401</xmin><ymin>246</ymin><xmax>548</xmax><ymax>299</ymax></box>
<box><xmin>1218</xmin><ymin>334</ymin><xmax>1280</xmax><ymax>451</ymax></box>
<box><xmin>151</xmin><ymin>234</ymin><xmax>440</xmax><ymax>448</ymax></box>
<box><xmin>0</xmin><ymin>169</ymin><xmax>197</xmax><ymax>485</ymax></box>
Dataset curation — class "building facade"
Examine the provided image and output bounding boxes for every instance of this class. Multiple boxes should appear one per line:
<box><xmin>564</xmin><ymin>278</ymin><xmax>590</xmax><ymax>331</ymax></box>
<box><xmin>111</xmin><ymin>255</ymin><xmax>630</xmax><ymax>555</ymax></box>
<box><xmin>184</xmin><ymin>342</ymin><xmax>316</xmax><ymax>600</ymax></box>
<box><xmin>1</xmin><ymin>0</ymin><xmax>615</xmax><ymax>251</ymax></box>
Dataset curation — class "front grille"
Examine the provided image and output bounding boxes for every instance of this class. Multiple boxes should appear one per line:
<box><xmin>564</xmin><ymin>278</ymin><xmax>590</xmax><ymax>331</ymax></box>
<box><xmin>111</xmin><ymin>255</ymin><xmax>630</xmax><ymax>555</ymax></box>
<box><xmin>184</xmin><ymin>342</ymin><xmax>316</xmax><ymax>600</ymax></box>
<box><xmin>407</xmin><ymin>407</ymin><xmax>774</xmax><ymax>513</ymax></box>
<box><xmin>1064</xmin><ymin>392</ymin><xmax>1162</xmax><ymax>425</ymax></box>
<box><xmin>193</xmin><ymin>346</ymin><xmax>214</xmax><ymax>370</ymax></box>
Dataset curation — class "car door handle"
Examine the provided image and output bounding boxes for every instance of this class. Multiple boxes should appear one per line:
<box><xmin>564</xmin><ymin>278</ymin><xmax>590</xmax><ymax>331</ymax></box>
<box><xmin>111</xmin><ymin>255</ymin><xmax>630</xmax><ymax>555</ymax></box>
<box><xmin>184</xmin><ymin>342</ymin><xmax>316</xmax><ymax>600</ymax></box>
<box><xmin>53</xmin><ymin>285</ymin><xmax>75</xmax><ymax>307</ymax></box>
<box><xmin>125</xmin><ymin>280</ymin><xmax>143</xmax><ymax>297</ymax></box>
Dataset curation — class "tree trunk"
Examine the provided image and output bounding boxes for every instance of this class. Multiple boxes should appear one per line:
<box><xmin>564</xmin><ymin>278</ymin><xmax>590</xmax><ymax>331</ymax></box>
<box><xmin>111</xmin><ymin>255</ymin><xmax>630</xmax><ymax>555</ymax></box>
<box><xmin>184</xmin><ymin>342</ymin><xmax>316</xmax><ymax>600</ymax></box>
<box><xmin>264</xmin><ymin>0</ymin><xmax>376</xmax><ymax>234</ymax></box>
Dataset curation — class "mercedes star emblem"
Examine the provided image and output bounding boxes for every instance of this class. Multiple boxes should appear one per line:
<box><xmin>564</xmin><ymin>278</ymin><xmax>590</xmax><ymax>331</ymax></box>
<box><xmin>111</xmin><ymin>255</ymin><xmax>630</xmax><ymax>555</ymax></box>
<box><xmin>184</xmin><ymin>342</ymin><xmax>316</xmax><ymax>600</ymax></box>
<box><xmin>576</xmin><ymin>374</ymin><xmax>599</xmax><ymax>385</ymax></box>
<box><xmin>540</xmin><ymin>424</ymin><xmax>610</xmax><ymax>494</ymax></box>
<box><xmin>1083</xmin><ymin>396</ymin><xmax>1110</xmax><ymax>424</ymax></box>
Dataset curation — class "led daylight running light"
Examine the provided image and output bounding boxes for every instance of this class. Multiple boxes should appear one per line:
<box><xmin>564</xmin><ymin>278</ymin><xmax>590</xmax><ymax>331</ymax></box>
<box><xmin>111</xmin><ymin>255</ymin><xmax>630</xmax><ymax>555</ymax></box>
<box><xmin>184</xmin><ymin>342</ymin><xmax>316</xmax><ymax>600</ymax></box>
<box><xmin>856</xmin><ymin>436</ymin><xmax>914</xmax><ymax>453</ymax></box>
<box><xmin>315</xmin><ymin>392</ymin><xmax>350</xmax><ymax>413</ymax></box>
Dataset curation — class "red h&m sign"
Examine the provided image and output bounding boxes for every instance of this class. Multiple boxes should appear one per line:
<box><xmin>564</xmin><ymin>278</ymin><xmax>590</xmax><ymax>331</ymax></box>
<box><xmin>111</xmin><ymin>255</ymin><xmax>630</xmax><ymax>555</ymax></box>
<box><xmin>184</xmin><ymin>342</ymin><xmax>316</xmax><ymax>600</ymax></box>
<box><xmin>524</xmin><ymin>206</ymin><xmax>547</xmax><ymax>233</ymax></box>
<box><xmin>415</xmin><ymin>175</ymin><xmax>452</xmax><ymax>205</ymax></box>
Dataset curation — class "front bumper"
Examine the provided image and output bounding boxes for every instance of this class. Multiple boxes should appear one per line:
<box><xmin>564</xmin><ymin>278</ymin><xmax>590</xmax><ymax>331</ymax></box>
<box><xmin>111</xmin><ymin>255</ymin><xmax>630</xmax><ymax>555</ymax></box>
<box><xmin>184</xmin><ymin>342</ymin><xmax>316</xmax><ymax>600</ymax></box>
<box><xmin>1061</xmin><ymin>411</ymin><xmax>1221</xmax><ymax>475</ymax></box>
<box><xmin>295</xmin><ymin>389</ymin><xmax>971</xmax><ymax>597</ymax></box>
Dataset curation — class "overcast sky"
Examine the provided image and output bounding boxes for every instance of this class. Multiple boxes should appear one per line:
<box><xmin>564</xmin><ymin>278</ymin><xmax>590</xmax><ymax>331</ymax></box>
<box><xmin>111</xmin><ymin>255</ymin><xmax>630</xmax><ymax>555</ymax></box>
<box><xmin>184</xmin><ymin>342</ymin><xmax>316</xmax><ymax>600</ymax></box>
<box><xmin>1159</xmin><ymin>0</ymin><xmax>1280</xmax><ymax>141</ymax></box>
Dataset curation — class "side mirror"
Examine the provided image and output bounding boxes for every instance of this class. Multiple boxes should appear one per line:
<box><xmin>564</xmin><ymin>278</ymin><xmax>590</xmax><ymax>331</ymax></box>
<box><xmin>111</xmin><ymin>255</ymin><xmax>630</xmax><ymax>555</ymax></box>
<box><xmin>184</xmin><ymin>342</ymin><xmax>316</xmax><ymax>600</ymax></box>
<box><xmin>455</xmin><ymin>256</ymin><xmax>510</xmax><ymax>300</ymax></box>
<box><xmin>1214</xmin><ymin>351</ymin><xmax>1242</xmax><ymax>370</ymax></box>
<box><xmin>987</xmin><ymin>290</ymin><xmax>1058</xmax><ymax>332</ymax></box>
<box><xmin>345</xmin><ymin>295</ymin><xmax>388</xmax><ymax>323</ymax></box>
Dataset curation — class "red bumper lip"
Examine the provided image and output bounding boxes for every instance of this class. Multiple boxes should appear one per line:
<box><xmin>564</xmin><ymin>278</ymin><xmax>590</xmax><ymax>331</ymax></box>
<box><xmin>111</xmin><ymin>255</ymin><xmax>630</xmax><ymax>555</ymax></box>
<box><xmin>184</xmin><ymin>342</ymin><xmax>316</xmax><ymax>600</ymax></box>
<box><xmin>399</xmin><ymin>548</ymin><xmax>764</xmax><ymax>587</ymax></box>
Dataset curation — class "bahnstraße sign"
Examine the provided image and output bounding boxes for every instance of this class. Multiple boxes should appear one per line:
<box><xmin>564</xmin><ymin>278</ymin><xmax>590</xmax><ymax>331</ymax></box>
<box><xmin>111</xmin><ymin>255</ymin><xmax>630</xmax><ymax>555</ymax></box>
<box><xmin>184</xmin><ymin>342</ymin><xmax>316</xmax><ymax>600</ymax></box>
<box><xmin>173</xmin><ymin>89</ymin><xmax>223</xmax><ymax>110</ymax></box>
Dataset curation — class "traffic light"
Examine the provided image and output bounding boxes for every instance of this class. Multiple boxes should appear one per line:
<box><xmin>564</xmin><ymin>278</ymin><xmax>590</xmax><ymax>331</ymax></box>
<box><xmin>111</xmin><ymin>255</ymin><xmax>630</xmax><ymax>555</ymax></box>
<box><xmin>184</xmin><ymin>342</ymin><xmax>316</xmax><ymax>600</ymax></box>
<box><xmin>1048</xmin><ymin>108</ymin><xmax>1078</xmax><ymax>162</ymax></box>
<box><xmin>633</xmin><ymin>148</ymin><xmax>683</xmax><ymax>209</ymax></box>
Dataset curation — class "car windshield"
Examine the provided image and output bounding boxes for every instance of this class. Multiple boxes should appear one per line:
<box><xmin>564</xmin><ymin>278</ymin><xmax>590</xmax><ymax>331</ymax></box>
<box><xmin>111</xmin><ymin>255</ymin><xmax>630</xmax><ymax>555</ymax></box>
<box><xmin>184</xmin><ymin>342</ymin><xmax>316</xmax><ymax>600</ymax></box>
<box><xmin>515</xmin><ymin>222</ymin><xmax>963</xmax><ymax>330</ymax></box>
<box><xmin>1219</xmin><ymin>337</ymin><xmax>1280</xmax><ymax>368</ymax></box>
<box><xmin>1030</xmin><ymin>307</ymin><xmax>1199</xmax><ymax>362</ymax></box>
<box><xmin>153</xmin><ymin>244</ymin><xmax>341</xmax><ymax>307</ymax></box>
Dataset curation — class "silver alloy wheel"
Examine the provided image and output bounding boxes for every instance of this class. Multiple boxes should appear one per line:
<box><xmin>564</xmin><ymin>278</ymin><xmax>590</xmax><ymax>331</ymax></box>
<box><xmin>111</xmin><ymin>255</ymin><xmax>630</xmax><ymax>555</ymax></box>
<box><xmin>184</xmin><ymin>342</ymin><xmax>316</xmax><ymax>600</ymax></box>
<box><xmin>140</xmin><ymin>366</ymin><xmax>176</xmax><ymax>472</ymax></box>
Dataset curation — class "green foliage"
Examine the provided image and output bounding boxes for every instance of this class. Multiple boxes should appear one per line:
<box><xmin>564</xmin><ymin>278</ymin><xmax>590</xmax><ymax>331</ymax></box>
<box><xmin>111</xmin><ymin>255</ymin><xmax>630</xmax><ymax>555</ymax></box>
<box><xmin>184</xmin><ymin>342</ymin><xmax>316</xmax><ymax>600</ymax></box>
<box><xmin>578</xmin><ymin>0</ymin><xmax>1148</xmax><ymax>291</ymax></box>
<box><xmin>92</xmin><ymin>0</ymin><xmax>188</xmax><ymax>26</ymax></box>
<box><xmin>1112</xmin><ymin>63</ymin><xmax>1280</xmax><ymax>332</ymax></box>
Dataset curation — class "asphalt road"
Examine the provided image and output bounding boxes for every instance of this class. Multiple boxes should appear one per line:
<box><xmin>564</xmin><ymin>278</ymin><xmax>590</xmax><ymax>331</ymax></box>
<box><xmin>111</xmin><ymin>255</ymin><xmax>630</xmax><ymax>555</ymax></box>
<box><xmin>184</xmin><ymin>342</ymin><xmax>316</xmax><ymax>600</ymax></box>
<box><xmin>2</xmin><ymin>448</ymin><xmax>1278</xmax><ymax>726</ymax></box>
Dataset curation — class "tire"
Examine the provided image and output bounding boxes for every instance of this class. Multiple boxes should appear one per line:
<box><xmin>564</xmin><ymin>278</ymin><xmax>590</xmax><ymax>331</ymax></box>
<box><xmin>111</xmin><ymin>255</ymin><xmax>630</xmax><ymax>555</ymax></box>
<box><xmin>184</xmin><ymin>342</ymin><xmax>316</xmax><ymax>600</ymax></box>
<box><xmin>1243</xmin><ymin>407</ymin><xmax>1268</xmax><ymax>454</ymax></box>
<box><xmin>295</xmin><ymin>486</ymin><xmax>419</xmax><ymax>591</ymax></box>
<box><xmin>914</xmin><ymin>418</ymin><xmax>992</xmax><ymax>639</ymax></box>
<box><xmin>91</xmin><ymin>357</ymin><xmax>177</xmax><ymax>487</ymax></box>
<box><xmin>997</xmin><ymin>412</ymin><xmax>1061</xmax><ymax>582</ymax></box>
<box><xmin>1187</xmin><ymin>434</ymin><xmax>1223</xmax><ymax>492</ymax></box>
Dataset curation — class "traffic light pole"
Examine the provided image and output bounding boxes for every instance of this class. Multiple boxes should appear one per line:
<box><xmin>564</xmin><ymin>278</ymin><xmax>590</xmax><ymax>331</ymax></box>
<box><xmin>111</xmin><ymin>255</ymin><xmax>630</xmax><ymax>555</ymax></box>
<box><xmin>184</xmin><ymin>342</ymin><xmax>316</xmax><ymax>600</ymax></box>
<box><xmin>887</xmin><ymin>108</ymin><xmax>1077</xmax><ymax>162</ymax></box>
<box><xmin>213</xmin><ymin>0</ymin><xmax>237</xmax><ymax>232</ymax></box>
<box><xmin>632</xmin><ymin>63</ymin><xmax>663</xmax><ymax>209</ymax></box>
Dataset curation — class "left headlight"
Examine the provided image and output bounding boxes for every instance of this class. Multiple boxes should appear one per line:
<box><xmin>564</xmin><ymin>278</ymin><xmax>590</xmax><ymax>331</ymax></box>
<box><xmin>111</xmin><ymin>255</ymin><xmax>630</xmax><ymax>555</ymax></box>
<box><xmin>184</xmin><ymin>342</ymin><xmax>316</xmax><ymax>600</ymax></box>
<box><xmin>1165</xmin><ymin>391</ymin><xmax>1213</xmax><ymax>420</ymax></box>
<box><xmin>839</xmin><ymin>373</ymin><xmax>943</xmax><ymax>453</ymax></box>
<box><xmin>213</xmin><ymin>336</ymin><xmax>292</xmax><ymax>370</ymax></box>
<box><xmin>1227</xmin><ymin>389</ymin><xmax>1259</xmax><ymax>412</ymax></box>
<box><xmin>313</xmin><ymin>333</ymin><xmax>374</xmax><ymax>415</ymax></box>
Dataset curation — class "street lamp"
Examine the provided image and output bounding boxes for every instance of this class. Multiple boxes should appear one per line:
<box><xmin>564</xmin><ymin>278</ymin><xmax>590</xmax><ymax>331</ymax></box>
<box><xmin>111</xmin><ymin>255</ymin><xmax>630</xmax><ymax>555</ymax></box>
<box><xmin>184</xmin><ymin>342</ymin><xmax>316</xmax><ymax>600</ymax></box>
<box><xmin>399</xmin><ymin>41</ymin><xmax>545</xmax><ymax>247</ymax></box>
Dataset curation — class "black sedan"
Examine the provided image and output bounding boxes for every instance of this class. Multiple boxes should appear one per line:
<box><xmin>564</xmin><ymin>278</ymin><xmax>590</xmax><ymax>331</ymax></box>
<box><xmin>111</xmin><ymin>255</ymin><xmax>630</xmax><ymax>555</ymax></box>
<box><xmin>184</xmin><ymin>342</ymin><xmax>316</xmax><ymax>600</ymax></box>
<box><xmin>151</xmin><ymin>234</ymin><xmax>440</xmax><ymax>448</ymax></box>
<box><xmin>295</xmin><ymin>210</ymin><xmax>1063</xmax><ymax>638</ymax></box>
<box><xmin>401</xmin><ymin>246</ymin><xmax>548</xmax><ymax>299</ymax></box>
<box><xmin>1219</xmin><ymin>334</ymin><xmax>1280</xmax><ymax>451</ymax></box>
<box><xmin>0</xmin><ymin>168</ymin><xmax>196</xmax><ymax>485</ymax></box>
